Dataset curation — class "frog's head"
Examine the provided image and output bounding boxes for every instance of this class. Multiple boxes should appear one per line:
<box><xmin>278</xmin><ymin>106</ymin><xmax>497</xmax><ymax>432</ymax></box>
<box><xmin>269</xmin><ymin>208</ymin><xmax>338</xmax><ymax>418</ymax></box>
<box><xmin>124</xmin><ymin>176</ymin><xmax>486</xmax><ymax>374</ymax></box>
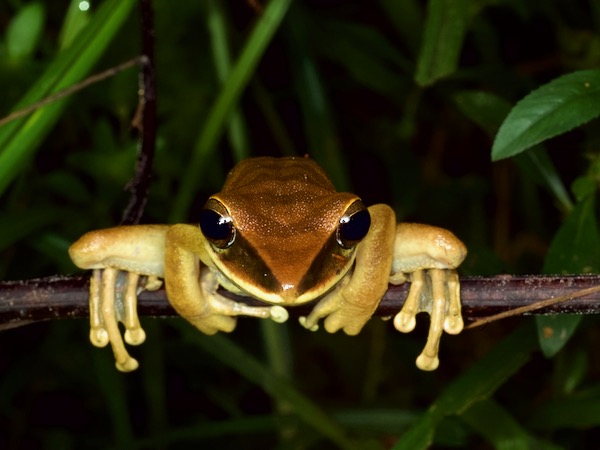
<box><xmin>198</xmin><ymin>157</ymin><xmax>371</xmax><ymax>304</ymax></box>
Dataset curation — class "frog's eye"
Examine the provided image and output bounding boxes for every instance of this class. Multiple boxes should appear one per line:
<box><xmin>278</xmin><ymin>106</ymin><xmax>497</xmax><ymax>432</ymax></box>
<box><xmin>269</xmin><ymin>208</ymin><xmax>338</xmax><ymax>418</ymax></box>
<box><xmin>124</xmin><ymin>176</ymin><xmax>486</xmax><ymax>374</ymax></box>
<box><xmin>337</xmin><ymin>202</ymin><xmax>371</xmax><ymax>248</ymax></box>
<box><xmin>200</xmin><ymin>208</ymin><xmax>235</xmax><ymax>248</ymax></box>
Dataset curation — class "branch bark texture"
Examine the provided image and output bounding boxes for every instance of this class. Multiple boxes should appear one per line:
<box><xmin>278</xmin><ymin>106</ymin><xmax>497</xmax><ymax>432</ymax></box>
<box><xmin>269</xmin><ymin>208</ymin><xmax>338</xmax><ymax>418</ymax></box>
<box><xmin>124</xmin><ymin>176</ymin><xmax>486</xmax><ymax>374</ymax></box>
<box><xmin>1</xmin><ymin>275</ymin><xmax>599</xmax><ymax>330</ymax></box>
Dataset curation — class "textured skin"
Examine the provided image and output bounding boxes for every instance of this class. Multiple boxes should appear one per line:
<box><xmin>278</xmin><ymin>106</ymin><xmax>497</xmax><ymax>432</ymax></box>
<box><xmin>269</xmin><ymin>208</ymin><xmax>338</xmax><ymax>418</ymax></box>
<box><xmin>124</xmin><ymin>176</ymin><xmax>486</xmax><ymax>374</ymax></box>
<box><xmin>68</xmin><ymin>157</ymin><xmax>467</xmax><ymax>371</ymax></box>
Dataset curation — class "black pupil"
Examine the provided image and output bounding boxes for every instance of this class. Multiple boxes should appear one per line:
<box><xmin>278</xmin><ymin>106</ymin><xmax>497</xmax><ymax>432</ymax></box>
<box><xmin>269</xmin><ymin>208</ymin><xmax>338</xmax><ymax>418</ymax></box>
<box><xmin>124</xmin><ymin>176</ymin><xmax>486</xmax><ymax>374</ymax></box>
<box><xmin>199</xmin><ymin>209</ymin><xmax>234</xmax><ymax>245</ymax></box>
<box><xmin>339</xmin><ymin>209</ymin><xmax>371</xmax><ymax>247</ymax></box>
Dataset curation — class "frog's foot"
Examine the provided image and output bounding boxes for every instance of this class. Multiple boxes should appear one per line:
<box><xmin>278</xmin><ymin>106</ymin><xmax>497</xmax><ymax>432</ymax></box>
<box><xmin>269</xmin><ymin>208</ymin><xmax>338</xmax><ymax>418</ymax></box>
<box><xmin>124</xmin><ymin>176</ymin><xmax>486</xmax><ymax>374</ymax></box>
<box><xmin>199</xmin><ymin>293</ymin><xmax>289</xmax><ymax>332</ymax></box>
<box><xmin>143</xmin><ymin>275</ymin><xmax>162</xmax><ymax>291</ymax></box>
<box><xmin>298</xmin><ymin>316</ymin><xmax>319</xmax><ymax>332</ymax></box>
<box><xmin>299</xmin><ymin>279</ymin><xmax>370</xmax><ymax>335</ymax></box>
<box><xmin>181</xmin><ymin>269</ymin><xmax>289</xmax><ymax>335</ymax></box>
<box><xmin>89</xmin><ymin>268</ymin><xmax>148</xmax><ymax>372</ymax></box>
<box><xmin>393</xmin><ymin>269</ymin><xmax>462</xmax><ymax>371</ymax></box>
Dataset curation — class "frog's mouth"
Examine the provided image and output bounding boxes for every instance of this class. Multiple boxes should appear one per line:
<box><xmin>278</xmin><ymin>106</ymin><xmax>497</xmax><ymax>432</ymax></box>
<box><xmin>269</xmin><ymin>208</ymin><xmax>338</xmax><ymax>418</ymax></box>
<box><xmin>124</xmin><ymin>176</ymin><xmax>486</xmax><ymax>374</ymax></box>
<box><xmin>210</xmin><ymin>233</ymin><xmax>357</xmax><ymax>305</ymax></box>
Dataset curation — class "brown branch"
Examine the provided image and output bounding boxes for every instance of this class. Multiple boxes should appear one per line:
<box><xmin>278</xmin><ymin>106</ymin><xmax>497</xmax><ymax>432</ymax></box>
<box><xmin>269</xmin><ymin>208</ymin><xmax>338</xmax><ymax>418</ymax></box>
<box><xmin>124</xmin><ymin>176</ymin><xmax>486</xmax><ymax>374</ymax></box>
<box><xmin>121</xmin><ymin>0</ymin><xmax>157</xmax><ymax>225</ymax></box>
<box><xmin>1</xmin><ymin>275</ymin><xmax>600</xmax><ymax>330</ymax></box>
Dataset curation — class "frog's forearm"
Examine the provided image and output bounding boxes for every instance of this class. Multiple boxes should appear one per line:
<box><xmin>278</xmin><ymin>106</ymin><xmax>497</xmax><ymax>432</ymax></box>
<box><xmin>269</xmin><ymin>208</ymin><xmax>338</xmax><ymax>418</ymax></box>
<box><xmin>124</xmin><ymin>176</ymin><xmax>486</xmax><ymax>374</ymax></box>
<box><xmin>164</xmin><ymin>224</ymin><xmax>288</xmax><ymax>334</ymax></box>
<box><xmin>68</xmin><ymin>225</ymin><xmax>169</xmax><ymax>276</ymax></box>
<box><xmin>392</xmin><ymin>223</ymin><xmax>467</xmax><ymax>275</ymax></box>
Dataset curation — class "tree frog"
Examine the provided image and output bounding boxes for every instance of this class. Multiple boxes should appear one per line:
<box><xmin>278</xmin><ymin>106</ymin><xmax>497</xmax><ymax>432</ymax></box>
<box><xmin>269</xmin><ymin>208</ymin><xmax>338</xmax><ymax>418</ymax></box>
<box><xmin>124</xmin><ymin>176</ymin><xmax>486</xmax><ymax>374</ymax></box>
<box><xmin>69</xmin><ymin>156</ymin><xmax>466</xmax><ymax>372</ymax></box>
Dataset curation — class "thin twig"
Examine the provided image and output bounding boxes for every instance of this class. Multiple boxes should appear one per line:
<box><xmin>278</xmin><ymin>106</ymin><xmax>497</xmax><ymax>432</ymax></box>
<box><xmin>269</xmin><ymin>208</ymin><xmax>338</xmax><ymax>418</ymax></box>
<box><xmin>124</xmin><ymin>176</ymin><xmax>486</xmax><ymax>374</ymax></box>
<box><xmin>0</xmin><ymin>57</ymin><xmax>144</xmax><ymax>129</ymax></box>
<box><xmin>466</xmin><ymin>284</ymin><xmax>600</xmax><ymax>329</ymax></box>
<box><xmin>1</xmin><ymin>274</ymin><xmax>600</xmax><ymax>330</ymax></box>
<box><xmin>121</xmin><ymin>0</ymin><xmax>157</xmax><ymax>225</ymax></box>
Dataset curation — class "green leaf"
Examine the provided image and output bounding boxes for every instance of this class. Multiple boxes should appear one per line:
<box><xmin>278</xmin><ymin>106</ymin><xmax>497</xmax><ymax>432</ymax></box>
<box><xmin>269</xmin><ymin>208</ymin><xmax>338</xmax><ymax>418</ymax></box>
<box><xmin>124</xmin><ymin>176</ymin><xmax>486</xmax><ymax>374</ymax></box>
<box><xmin>0</xmin><ymin>0</ymin><xmax>137</xmax><ymax>198</ymax></box>
<box><xmin>492</xmin><ymin>70</ymin><xmax>600</xmax><ymax>161</ymax></box>
<box><xmin>514</xmin><ymin>147</ymin><xmax>573</xmax><ymax>212</ymax></box>
<box><xmin>536</xmin><ymin>315</ymin><xmax>582</xmax><ymax>358</ymax></box>
<box><xmin>181</xmin><ymin>329</ymin><xmax>359</xmax><ymax>450</ymax></box>
<box><xmin>379</xmin><ymin>0</ymin><xmax>423</xmax><ymax>55</ymax></box>
<box><xmin>537</xmin><ymin>193</ymin><xmax>600</xmax><ymax>356</ymax></box>
<box><xmin>314</xmin><ymin>20</ymin><xmax>411</xmax><ymax>98</ymax></box>
<box><xmin>529</xmin><ymin>384</ymin><xmax>600</xmax><ymax>430</ymax></box>
<box><xmin>6</xmin><ymin>2</ymin><xmax>45</xmax><ymax>62</ymax></box>
<box><xmin>553</xmin><ymin>348</ymin><xmax>588</xmax><ymax>395</ymax></box>
<box><xmin>542</xmin><ymin>193</ymin><xmax>600</xmax><ymax>273</ymax></box>
<box><xmin>461</xmin><ymin>400</ymin><xmax>532</xmax><ymax>450</ymax></box>
<box><xmin>571</xmin><ymin>175</ymin><xmax>596</xmax><ymax>202</ymax></box>
<box><xmin>454</xmin><ymin>90</ymin><xmax>572</xmax><ymax>211</ymax></box>
<box><xmin>393</xmin><ymin>323</ymin><xmax>537</xmax><ymax>450</ymax></box>
<box><xmin>0</xmin><ymin>208</ymin><xmax>66</xmax><ymax>251</ymax></box>
<box><xmin>58</xmin><ymin>0</ymin><xmax>91</xmax><ymax>49</ymax></box>
<box><xmin>415</xmin><ymin>0</ymin><xmax>470</xmax><ymax>86</ymax></box>
<box><xmin>453</xmin><ymin>90</ymin><xmax>511</xmax><ymax>135</ymax></box>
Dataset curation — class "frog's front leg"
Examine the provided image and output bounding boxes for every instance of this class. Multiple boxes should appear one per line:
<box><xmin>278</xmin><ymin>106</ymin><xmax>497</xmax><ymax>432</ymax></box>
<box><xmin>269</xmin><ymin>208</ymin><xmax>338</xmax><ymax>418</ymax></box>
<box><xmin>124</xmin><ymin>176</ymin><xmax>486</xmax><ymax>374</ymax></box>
<box><xmin>69</xmin><ymin>225</ymin><xmax>169</xmax><ymax>371</ymax></box>
<box><xmin>300</xmin><ymin>204</ymin><xmax>397</xmax><ymax>334</ymax></box>
<box><xmin>391</xmin><ymin>223</ymin><xmax>467</xmax><ymax>370</ymax></box>
<box><xmin>70</xmin><ymin>224</ymin><xmax>288</xmax><ymax>372</ymax></box>
<box><xmin>164</xmin><ymin>224</ymin><xmax>288</xmax><ymax>335</ymax></box>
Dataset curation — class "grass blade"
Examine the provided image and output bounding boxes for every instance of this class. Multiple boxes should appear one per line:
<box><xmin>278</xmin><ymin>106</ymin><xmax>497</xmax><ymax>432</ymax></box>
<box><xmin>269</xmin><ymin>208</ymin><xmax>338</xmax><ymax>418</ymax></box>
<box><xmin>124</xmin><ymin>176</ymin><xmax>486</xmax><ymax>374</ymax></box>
<box><xmin>538</xmin><ymin>193</ymin><xmax>600</xmax><ymax>356</ymax></box>
<box><xmin>170</xmin><ymin>0</ymin><xmax>292</xmax><ymax>223</ymax></box>
<box><xmin>206</xmin><ymin>0</ymin><xmax>250</xmax><ymax>163</ymax></box>
<box><xmin>0</xmin><ymin>0</ymin><xmax>137</xmax><ymax>197</ymax></box>
<box><xmin>454</xmin><ymin>90</ymin><xmax>572</xmax><ymax>211</ymax></box>
<box><xmin>529</xmin><ymin>385</ymin><xmax>600</xmax><ymax>430</ymax></box>
<box><xmin>180</xmin><ymin>328</ymin><xmax>359</xmax><ymax>450</ymax></box>
<box><xmin>393</xmin><ymin>323</ymin><xmax>537</xmax><ymax>450</ymax></box>
<box><xmin>461</xmin><ymin>399</ymin><xmax>532</xmax><ymax>450</ymax></box>
<box><xmin>285</xmin><ymin>6</ymin><xmax>349</xmax><ymax>190</ymax></box>
<box><xmin>415</xmin><ymin>0</ymin><xmax>470</xmax><ymax>86</ymax></box>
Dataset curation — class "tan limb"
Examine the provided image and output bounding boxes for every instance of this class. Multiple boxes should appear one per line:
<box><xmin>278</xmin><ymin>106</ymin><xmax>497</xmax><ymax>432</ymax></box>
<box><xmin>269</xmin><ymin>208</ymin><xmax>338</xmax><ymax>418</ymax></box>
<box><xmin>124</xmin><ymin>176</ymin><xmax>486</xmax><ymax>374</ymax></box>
<box><xmin>164</xmin><ymin>224</ymin><xmax>288</xmax><ymax>336</ymax></box>
<box><xmin>300</xmin><ymin>204</ymin><xmax>397</xmax><ymax>335</ymax></box>
<box><xmin>88</xmin><ymin>269</ymin><xmax>159</xmax><ymax>372</ymax></box>
<box><xmin>71</xmin><ymin>224</ymin><xmax>287</xmax><ymax>372</ymax></box>
<box><xmin>390</xmin><ymin>223</ymin><xmax>466</xmax><ymax>370</ymax></box>
<box><xmin>87</xmin><ymin>268</ymin><xmax>139</xmax><ymax>371</ymax></box>
<box><xmin>70</xmin><ymin>225</ymin><xmax>170</xmax><ymax>372</ymax></box>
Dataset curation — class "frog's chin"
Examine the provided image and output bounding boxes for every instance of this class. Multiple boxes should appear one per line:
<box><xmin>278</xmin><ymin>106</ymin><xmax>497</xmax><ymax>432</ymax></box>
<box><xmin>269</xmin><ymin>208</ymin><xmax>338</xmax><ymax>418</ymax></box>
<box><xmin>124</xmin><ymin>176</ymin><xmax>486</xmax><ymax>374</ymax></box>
<box><xmin>212</xmin><ymin>255</ymin><xmax>356</xmax><ymax>306</ymax></box>
<box><xmin>221</xmin><ymin>273</ymin><xmax>350</xmax><ymax>306</ymax></box>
